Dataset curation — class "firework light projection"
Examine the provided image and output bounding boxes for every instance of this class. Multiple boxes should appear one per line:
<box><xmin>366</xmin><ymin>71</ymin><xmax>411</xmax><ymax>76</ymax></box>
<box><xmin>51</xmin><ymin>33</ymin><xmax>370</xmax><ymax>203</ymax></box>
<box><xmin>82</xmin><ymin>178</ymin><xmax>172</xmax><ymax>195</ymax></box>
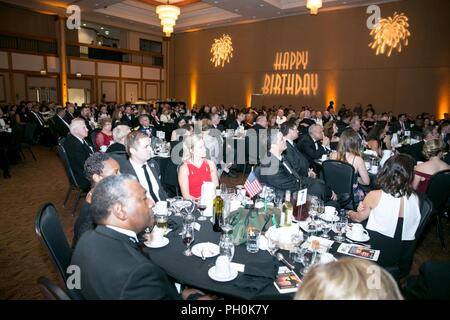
<box><xmin>369</xmin><ymin>12</ymin><xmax>410</xmax><ymax>57</ymax></box>
<box><xmin>210</xmin><ymin>34</ymin><xmax>234</xmax><ymax>67</ymax></box>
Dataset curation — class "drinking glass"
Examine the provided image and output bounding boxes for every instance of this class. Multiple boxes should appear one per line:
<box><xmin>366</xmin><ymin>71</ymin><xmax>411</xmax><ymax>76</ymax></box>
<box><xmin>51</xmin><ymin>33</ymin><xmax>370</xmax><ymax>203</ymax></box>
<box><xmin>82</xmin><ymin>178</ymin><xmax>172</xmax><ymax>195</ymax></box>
<box><xmin>334</xmin><ymin>216</ymin><xmax>348</xmax><ymax>242</ymax></box>
<box><xmin>172</xmin><ymin>196</ymin><xmax>184</xmax><ymax>217</ymax></box>
<box><xmin>299</xmin><ymin>249</ymin><xmax>313</xmax><ymax>275</ymax></box>
<box><xmin>182</xmin><ymin>224</ymin><xmax>195</xmax><ymax>256</ymax></box>
<box><xmin>321</xmin><ymin>223</ymin><xmax>332</xmax><ymax>239</ymax></box>
<box><xmin>289</xmin><ymin>232</ymin><xmax>304</xmax><ymax>260</ymax></box>
<box><xmin>219</xmin><ymin>233</ymin><xmax>235</xmax><ymax>261</ymax></box>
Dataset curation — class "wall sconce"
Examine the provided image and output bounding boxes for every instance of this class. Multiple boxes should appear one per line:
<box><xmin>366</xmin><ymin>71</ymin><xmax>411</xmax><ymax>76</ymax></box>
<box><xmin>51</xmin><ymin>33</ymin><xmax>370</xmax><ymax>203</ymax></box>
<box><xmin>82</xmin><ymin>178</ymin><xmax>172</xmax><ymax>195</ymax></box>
<box><xmin>40</xmin><ymin>69</ymin><xmax>47</xmax><ymax>75</ymax></box>
<box><xmin>75</xmin><ymin>72</ymin><xmax>82</xmax><ymax>78</ymax></box>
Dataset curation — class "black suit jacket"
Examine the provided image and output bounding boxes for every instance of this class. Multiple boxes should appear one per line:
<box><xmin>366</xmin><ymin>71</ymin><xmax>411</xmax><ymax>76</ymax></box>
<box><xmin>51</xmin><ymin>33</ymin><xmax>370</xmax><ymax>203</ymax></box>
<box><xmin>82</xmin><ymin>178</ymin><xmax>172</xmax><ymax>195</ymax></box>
<box><xmin>121</xmin><ymin>114</ymin><xmax>138</xmax><ymax>128</ymax></box>
<box><xmin>285</xmin><ymin>141</ymin><xmax>310</xmax><ymax>177</ymax></box>
<box><xmin>397</xmin><ymin>141</ymin><xmax>425</xmax><ymax>163</ymax></box>
<box><xmin>64</xmin><ymin>112</ymin><xmax>75</xmax><ymax>124</ymax></box>
<box><xmin>297</xmin><ymin>134</ymin><xmax>328</xmax><ymax>167</ymax></box>
<box><xmin>391</xmin><ymin>121</ymin><xmax>411</xmax><ymax>133</ymax></box>
<box><xmin>118</xmin><ymin>158</ymin><xmax>168</xmax><ymax>201</ymax></box>
<box><xmin>52</xmin><ymin>114</ymin><xmax>70</xmax><ymax>137</ymax></box>
<box><xmin>70</xmin><ymin>225</ymin><xmax>180</xmax><ymax>299</ymax></box>
<box><xmin>212</xmin><ymin>124</ymin><xmax>225</xmax><ymax>132</ymax></box>
<box><xmin>63</xmin><ymin>134</ymin><xmax>93</xmax><ymax>190</ymax></box>
<box><xmin>228</xmin><ymin>120</ymin><xmax>241</xmax><ymax>131</ymax></box>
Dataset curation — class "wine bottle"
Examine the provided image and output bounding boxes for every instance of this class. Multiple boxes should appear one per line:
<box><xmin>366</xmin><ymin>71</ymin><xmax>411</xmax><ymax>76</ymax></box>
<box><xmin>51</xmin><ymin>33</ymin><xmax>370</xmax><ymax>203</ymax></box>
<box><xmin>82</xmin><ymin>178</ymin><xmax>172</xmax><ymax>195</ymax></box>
<box><xmin>213</xmin><ymin>188</ymin><xmax>223</xmax><ymax>232</ymax></box>
<box><xmin>281</xmin><ymin>190</ymin><xmax>293</xmax><ymax>227</ymax></box>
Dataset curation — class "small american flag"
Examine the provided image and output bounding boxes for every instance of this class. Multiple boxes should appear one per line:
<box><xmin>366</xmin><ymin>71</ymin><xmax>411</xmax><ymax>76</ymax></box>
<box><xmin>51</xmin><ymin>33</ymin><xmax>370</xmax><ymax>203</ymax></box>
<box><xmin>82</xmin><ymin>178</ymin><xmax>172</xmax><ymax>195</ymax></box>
<box><xmin>244</xmin><ymin>171</ymin><xmax>262</xmax><ymax>198</ymax></box>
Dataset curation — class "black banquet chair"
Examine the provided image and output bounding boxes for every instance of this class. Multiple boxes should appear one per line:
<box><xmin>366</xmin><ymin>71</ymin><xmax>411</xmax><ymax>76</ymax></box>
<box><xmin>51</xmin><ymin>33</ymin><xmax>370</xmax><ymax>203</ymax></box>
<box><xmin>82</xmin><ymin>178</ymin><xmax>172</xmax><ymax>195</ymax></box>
<box><xmin>322</xmin><ymin>160</ymin><xmax>357</xmax><ymax>210</ymax></box>
<box><xmin>425</xmin><ymin>169</ymin><xmax>450</xmax><ymax>249</ymax></box>
<box><xmin>57</xmin><ymin>138</ymin><xmax>87</xmax><ymax>215</ymax></box>
<box><xmin>37</xmin><ymin>276</ymin><xmax>71</xmax><ymax>300</ymax></box>
<box><xmin>21</xmin><ymin>122</ymin><xmax>37</xmax><ymax>161</ymax></box>
<box><xmin>35</xmin><ymin>203</ymin><xmax>72</xmax><ymax>287</ymax></box>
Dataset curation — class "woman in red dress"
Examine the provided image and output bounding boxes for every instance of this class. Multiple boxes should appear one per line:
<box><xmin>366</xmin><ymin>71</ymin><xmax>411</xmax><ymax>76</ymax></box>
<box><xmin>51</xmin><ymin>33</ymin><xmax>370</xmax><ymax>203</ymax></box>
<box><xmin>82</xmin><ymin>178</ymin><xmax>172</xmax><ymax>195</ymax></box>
<box><xmin>95</xmin><ymin>118</ymin><xmax>113</xmax><ymax>152</ymax></box>
<box><xmin>178</xmin><ymin>134</ymin><xmax>219</xmax><ymax>200</ymax></box>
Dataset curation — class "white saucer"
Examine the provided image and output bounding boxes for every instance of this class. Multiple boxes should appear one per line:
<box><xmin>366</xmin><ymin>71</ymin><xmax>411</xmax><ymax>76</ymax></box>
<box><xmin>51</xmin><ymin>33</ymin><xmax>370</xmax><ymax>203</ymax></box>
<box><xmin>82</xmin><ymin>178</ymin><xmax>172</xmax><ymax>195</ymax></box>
<box><xmin>321</xmin><ymin>214</ymin><xmax>339</xmax><ymax>222</ymax></box>
<box><xmin>346</xmin><ymin>232</ymin><xmax>370</xmax><ymax>242</ymax></box>
<box><xmin>208</xmin><ymin>266</ymin><xmax>238</xmax><ymax>282</ymax></box>
<box><xmin>191</xmin><ymin>242</ymin><xmax>220</xmax><ymax>258</ymax></box>
<box><xmin>144</xmin><ymin>237</ymin><xmax>169</xmax><ymax>248</ymax></box>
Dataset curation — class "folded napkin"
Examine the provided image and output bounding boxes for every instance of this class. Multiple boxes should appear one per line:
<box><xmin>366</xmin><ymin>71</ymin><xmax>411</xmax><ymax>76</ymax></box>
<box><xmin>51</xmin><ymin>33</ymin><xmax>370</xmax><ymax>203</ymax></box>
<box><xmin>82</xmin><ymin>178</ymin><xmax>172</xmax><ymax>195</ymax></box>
<box><xmin>233</xmin><ymin>261</ymin><xmax>278</xmax><ymax>292</ymax></box>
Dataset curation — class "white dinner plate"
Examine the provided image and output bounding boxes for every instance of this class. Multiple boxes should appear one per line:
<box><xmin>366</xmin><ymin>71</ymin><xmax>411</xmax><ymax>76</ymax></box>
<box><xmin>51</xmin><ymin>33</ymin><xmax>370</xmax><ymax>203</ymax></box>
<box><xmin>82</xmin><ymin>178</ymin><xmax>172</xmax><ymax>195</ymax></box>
<box><xmin>191</xmin><ymin>242</ymin><xmax>220</xmax><ymax>259</ymax></box>
<box><xmin>346</xmin><ymin>232</ymin><xmax>370</xmax><ymax>242</ymax></box>
<box><xmin>144</xmin><ymin>237</ymin><xmax>169</xmax><ymax>248</ymax></box>
<box><xmin>208</xmin><ymin>266</ymin><xmax>238</xmax><ymax>282</ymax></box>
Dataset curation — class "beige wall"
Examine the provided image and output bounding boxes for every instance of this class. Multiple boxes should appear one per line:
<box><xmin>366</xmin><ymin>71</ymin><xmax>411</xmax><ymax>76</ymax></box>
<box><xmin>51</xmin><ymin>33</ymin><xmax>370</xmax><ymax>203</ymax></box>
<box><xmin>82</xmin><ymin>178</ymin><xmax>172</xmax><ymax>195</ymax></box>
<box><xmin>127</xmin><ymin>31</ymin><xmax>162</xmax><ymax>51</ymax></box>
<box><xmin>171</xmin><ymin>0</ymin><xmax>449</xmax><ymax>117</ymax></box>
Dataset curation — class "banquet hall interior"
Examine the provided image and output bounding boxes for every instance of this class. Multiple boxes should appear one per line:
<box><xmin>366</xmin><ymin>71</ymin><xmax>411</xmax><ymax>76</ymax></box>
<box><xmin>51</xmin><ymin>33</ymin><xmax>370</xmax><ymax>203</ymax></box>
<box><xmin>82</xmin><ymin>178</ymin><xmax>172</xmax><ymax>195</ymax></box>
<box><xmin>0</xmin><ymin>0</ymin><xmax>449</xmax><ymax>301</ymax></box>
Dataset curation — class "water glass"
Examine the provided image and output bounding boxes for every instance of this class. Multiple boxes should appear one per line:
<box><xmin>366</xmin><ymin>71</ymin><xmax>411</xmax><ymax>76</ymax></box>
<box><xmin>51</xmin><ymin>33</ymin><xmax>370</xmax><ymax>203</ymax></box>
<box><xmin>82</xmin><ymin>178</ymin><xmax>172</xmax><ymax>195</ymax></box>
<box><xmin>219</xmin><ymin>233</ymin><xmax>235</xmax><ymax>261</ymax></box>
<box><xmin>321</xmin><ymin>223</ymin><xmax>331</xmax><ymax>239</ymax></box>
<box><xmin>334</xmin><ymin>216</ymin><xmax>348</xmax><ymax>242</ymax></box>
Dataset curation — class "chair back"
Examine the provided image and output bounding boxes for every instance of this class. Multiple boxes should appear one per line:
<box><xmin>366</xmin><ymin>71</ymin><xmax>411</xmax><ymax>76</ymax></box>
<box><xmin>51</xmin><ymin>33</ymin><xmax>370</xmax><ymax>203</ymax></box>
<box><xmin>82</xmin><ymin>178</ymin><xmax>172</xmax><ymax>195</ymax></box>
<box><xmin>35</xmin><ymin>203</ymin><xmax>72</xmax><ymax>285</ymax></box>
<box><xmin>322</xmin><ymin>160</ymin><xmax>355</xmax><ymax>207</ymax></box>
<box><xmin>426</xmin><ymin>169</ymin><xmax>450</xmax><ymax>213</ymax></box>
<box><xmin>37</xmin><ymin>276</ymin><xmax>71</xmax><ymax>300</ymax></box>
<box><xmin>23</xmin><ymin>122</ymin><xmax>36</xmax><ymax>144</ymax></box>
<box><xmin>10</xmin><ymin>124</ymin><xmax>25</xmax><ymax>146</ymax></box>
<box><xmin>90</xmin><ymin>129</ymin><xmax>100</xmax><ymax>150</ymax></box>
<box><xmin>415</xmin><ymin>193</ymin><xmax>434</xmax><ymax>240</ymax></box>
<box><xmin>57</xmin><ymin>142</ymin><xmax>80</xmax><ymax>188</ymax></box>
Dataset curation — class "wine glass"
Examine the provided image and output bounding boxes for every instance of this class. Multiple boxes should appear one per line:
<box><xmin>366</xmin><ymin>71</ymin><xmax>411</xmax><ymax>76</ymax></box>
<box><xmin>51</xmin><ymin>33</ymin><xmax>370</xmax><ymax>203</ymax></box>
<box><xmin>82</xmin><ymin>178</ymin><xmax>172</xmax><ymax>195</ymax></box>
<box><xmin>182</xmin><ymin>223</ymin><xmax>195</xmax><ymax>256</ymax></box>
<box><xmin>172</xmin><ymin>196</ymin><xmax>184</xmax><ymax>217</ymax></box>
<box><xmin>289</xmin><ymin>231</ymin><xmax>304</xmax><ymax>260</ymax></box>
<box><xmin>196</xmin><ymin>200</ymin><xmax>208</xmax><ymax>221</ymax></box>
<box><xmin>334</xmin><ymin>216</ymin><xmax>348</xmax><ymax>242</ymax></box>
<box><xmin>182</xmin><ymin>199</ymin><xmax>195</xmax><ymax>217</ymax></box>
<box><xmin>321</xmin><ymin>222</ymin><xmax>332</xmax><ymax>239</ymax></box>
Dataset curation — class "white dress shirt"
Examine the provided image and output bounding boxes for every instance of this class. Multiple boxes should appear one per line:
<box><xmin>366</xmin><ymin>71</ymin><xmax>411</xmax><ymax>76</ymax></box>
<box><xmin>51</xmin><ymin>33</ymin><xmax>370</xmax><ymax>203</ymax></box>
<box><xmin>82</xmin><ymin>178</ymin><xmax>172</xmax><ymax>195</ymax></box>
<box><xmin>129</xmin><ymin>159</ymin><xmax>161</xmax><ymax>202</ymax></box>
<box><xmin>106</xmin><ymin>225</ymin><xmax>138</xmax><ymax>243</ymax></box>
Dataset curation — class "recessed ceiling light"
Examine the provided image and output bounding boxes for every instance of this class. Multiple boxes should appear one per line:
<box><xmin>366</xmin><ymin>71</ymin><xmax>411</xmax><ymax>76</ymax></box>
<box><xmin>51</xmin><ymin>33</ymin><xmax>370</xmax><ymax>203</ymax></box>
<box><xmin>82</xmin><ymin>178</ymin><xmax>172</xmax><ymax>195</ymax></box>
<box><xmin>260</xmin><ymin>4</ymin><xmax>264</xmax><ymax>7</ymax></box>
<box><xmin>100</xmin><ymin>27</ymin><xmax>104</xmax><ymax>29</ymax></box>
<box><xmin>105</xmin><ymin>30</ymin><xmax>109</xmax><ymax>35</ymax></box>
<box><xmin>214</xmin><ymin>0</ymin><xmax>219</xmax><ymax>4</ymax></box>
<box><xmin>234</xmin><ymin>8</ymin><xmax>239</xmax><ymax>12</ymax></box>
<box><xmin>253</xmin><ymin>16</ymin><xmax>256</xmax><ymax>19</ymax></box>
<box><xmin>82</xmin><ymin>23</ymin><xmax>86</xmax><ymax>26</ymax></box>
<box><xmin>277</xmin><ymin>11</ymin><xmax>281</xmax><ymax>14</ymax></box>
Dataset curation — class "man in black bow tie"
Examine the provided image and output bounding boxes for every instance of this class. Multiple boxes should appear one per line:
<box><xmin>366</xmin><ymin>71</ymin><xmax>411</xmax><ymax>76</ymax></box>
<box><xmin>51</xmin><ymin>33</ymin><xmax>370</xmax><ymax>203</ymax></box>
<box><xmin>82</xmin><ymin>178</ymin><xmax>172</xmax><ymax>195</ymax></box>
<box><xmin>136</xmin><ymin>114</ymin><xmax>155</xmax><ymax>137</ymax></box>
<box><xmin>70</xmin><ymin>174</ymin><xmax>208</xmax><ymax>299</ymax></box>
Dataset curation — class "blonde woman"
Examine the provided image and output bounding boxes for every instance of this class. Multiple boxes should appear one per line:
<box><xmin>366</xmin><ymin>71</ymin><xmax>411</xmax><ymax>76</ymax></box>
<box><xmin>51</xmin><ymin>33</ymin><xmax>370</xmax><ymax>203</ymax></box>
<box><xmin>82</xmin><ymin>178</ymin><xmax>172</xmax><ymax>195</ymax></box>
<box><xmin>413</xmin><ymin>139</ymin><xmax>450</xmax><ymax>193</ymax></box>
<box><xmin>178</xmin><ymin>135</ymin><xmax>219</xmax><ymax>200</ymax></box>
<box><xmin>95</xmin><ymin>117</ymin><xmax>113</xmax><ymax>151</ymax></box>
<box><xmin>295</xmin><ymin>258</ymin><xmax>403</xmax><ymax>300</ymax></box>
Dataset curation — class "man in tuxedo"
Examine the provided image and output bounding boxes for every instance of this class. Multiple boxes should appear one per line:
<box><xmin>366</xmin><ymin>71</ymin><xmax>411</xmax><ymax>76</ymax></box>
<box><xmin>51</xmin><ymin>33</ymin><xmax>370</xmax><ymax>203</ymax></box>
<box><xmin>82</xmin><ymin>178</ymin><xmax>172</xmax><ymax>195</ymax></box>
<box><xmin>256</xmin><ymin>130</ymin><xmax>336</xmax><ymax>203</ymax></box>
<box><xmin>63</xmin><ymin>118</ymin><xmax>94</xmax><ymax>191</ymax></box>
<box><xmin>149</xmin><ymin>108</ymin><xmax>161</xmax><ymax>127</ymax></box>
<box><xmin>391</xmin><ymin>113</ymin><xmax>411</xmax><ymax>133</ymax></box>
<box><xmin>118</xmin><ymin>131</ymin><xmax>167</xmax><ymax>203</ymax></box>
<box><xmin>136</xmin><ymin>114</ymin><xmax>155</xmax><ymax>137</ymax></box>
<box><xmin>210</xmin><ymin>113</ymin><xmax>225</xmax><ymax>132</ymax></box>
<box><xmin>275</xmin><ymin>108</ymin><xmax>287</xmax><ymax>127</ymax></box>
<box><xmin>398</xmin><ymin>126</ymin><xmax>439</xmax><ymax>163</ymax></box>
<box><xmin>29</xmin><ymin>104</ymin><xmax>48</xmax><ymax>143</ymax></box>
<box><xmin>252</xmin><ymin>115</ymin><xmax>268</xmax><ymax>132</ymax></box>
<box><xmin>228</xmin><ymin>111</ymin><xmax>245</xmax><ymax>130</ymax></box>
<box><xmin>79</xmin><ymin>106</ymin><xmax>93</xmax><ymax>136</ymax></box>
<box><xmin>52</xmin><ymin>106</ymin><xmax>70</xmax><ymax>138</ymax></box>
<box><xmin>297</xmin><ymin>124</ymin><xmax>330</xmax><ymax>168</ymax></box>
<box><xmin>121</xmin><ymin>105</ymin><xmax>138</xmax><ymax>128</ymax></box>
<box><xmin>64</xmin><ymin>104</ymin><xmax>75</xmax><ymax>124</ymax></box>
<box><xmin>70</xmin><ymin>174</ymin><xmax>209</xmax><ymax>300</ymax></box>
<box><xmin>281</xmin><ymin>120</ymin><xmax>311</xmax><ymax>178</ymax></box>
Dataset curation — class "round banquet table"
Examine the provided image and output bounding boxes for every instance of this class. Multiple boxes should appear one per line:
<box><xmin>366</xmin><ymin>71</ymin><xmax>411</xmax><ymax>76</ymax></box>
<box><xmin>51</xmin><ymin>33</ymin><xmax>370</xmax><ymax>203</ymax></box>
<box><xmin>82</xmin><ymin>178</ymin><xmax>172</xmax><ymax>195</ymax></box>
<box><xmin>143</xmin><ymin>213</ymin><xmax>384</xmax><ymax>300</ymax></box>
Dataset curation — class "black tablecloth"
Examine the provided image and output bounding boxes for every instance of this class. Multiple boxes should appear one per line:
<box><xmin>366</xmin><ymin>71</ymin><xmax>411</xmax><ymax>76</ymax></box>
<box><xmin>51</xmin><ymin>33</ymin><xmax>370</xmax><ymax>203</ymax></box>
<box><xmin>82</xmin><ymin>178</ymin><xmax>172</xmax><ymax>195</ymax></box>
<box><xmin>143</xmin><ymin>213</ymin><xmax>382</xmax><ymax>300</ymax></box>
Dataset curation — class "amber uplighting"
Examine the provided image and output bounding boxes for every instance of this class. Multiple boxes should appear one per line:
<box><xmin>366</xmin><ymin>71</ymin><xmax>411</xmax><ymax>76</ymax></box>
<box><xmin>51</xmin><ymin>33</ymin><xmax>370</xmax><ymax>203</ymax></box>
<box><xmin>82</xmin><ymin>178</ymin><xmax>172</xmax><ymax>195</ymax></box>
<box><xmin>190</xmin><ymin>72</ymin><xmax>197</xmax><ymax>108</ymax></box>
<box><xmin>325</xmin><ymin>73</ymin><xmax>337</xmax><ymax>107</ymax></box>
<box><xmin>438</xmin><ymin>84</ymin><xmax>449</xmax><ymax>119</ymax></box>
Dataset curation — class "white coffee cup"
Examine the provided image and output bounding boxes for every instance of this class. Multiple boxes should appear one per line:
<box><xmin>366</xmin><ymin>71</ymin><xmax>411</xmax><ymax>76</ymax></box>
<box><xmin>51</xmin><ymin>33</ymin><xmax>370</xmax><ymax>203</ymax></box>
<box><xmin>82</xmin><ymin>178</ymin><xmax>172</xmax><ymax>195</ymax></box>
<box><xmin>155</xmin><ymin>201</ymin><xmax>168</xmax><ymax>214</ymax></box>
<box><xmin>215</xmin><ymin>255</ymin><xmax>231</xmax><ymax>279</ymax></box>
<box><xmin>150</xmin><ymin>227</ymin><xmax>164</xmax><ymax>244</ymax></box>
<box><xmin>371</xmin><ymin>165</ymin><xmax>378</xmax><ymax>174</ymax></box>
<box><xmin>100</xmin><ymin>145</ymin><xmax>107</xmax><ymax>152</ymax></box>
<box><xmin>349</xmin><ymin>223</ymin><xmax>368</xmax><ymax>240</ymax></box>
<box><xmin>324</xmin><ymin>206</ymin><xmax>337</xmax><ymax>216</ymax></box>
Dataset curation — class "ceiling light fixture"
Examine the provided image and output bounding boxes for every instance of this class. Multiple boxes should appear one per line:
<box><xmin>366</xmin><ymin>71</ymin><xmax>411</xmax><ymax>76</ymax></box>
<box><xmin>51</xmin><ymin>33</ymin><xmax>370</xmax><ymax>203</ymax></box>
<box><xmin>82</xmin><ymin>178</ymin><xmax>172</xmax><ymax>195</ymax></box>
<box><xmin>307</xmin><ymin>0</ymin><xmax>322</xmax><ymax>15</ymax></box>
<box><xmin>156</xmin><ymin>1</ymin><xmax>180</xmax><ymax>37</ymax></box>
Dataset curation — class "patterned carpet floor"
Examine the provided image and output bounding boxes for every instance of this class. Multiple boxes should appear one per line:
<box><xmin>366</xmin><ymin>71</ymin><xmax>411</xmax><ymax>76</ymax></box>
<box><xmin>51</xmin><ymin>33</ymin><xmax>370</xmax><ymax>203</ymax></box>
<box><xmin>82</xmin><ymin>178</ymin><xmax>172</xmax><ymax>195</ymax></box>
<box><xmin>0</xmin><ymin>146</ymin><xmax>448</xmax><ymax>299</ymax></box>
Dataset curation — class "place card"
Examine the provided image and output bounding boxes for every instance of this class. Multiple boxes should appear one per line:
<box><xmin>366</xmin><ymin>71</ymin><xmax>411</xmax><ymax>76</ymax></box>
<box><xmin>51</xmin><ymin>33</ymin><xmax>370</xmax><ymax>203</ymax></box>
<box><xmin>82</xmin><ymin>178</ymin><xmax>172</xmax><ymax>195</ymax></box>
<box><xmin>230</xmin><ymin>262</ymin><xmax>245</xmax><ymax>273</ymax></box>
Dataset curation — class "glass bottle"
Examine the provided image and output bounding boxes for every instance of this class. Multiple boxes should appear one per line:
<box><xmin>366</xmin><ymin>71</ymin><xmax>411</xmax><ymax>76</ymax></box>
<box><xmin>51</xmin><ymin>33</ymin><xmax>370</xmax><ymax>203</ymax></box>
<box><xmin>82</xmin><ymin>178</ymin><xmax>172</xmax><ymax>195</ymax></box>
<box><xmin>213</xmin><ymin>188</ymin><xmax>223</xmax><ymax>232</ymax></box>
<box><xmin>281</xmin><ymin>190</ymin><xmax>293</xmax><ymax>227</ymax></box>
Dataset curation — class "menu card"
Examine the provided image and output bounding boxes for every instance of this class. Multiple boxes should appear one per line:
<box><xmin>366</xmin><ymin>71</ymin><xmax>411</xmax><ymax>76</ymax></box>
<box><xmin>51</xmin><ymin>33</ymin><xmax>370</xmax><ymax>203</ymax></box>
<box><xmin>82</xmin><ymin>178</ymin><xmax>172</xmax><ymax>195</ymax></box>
<box><xmin>337</xmin><ymin>243</ymin><xmax>380</xmax><ymax>261</ymax></box>
<box><xmin>273</xmin><ymin>266</ymin><xmax>302</xmax><ymax>294</ymax></box>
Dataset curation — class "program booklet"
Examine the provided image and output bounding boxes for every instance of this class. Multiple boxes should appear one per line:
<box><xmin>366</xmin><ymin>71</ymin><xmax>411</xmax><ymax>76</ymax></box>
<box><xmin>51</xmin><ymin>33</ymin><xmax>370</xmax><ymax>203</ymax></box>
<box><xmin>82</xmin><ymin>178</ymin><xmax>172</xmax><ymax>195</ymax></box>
<box><xmin>337</xmin><ymin>243</ymin><xmax>380</xmax><ymax>261</ymax></box>
<box><xmin>273</xmin><ymin>266</ymin><xmax>302</xmax><ymax>294</ymax></box>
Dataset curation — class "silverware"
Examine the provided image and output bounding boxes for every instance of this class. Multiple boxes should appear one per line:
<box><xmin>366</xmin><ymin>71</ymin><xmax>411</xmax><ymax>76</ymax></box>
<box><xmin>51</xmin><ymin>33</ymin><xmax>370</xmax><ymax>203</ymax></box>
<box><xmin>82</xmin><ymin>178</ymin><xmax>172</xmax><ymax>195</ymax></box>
<box><xmin>339</xmin><ymin>239</ymin><xmax>371</xmax><ymax>248</ymax></box>
<box><xmin>276</xmin><ymin>252</ymin><xmax>295</xmax><ymax>270</ymax></box>
<box><xmin>201</xmin><ymin>248</ymin><xmax>206</xmax><ymax>261</ymax></box>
